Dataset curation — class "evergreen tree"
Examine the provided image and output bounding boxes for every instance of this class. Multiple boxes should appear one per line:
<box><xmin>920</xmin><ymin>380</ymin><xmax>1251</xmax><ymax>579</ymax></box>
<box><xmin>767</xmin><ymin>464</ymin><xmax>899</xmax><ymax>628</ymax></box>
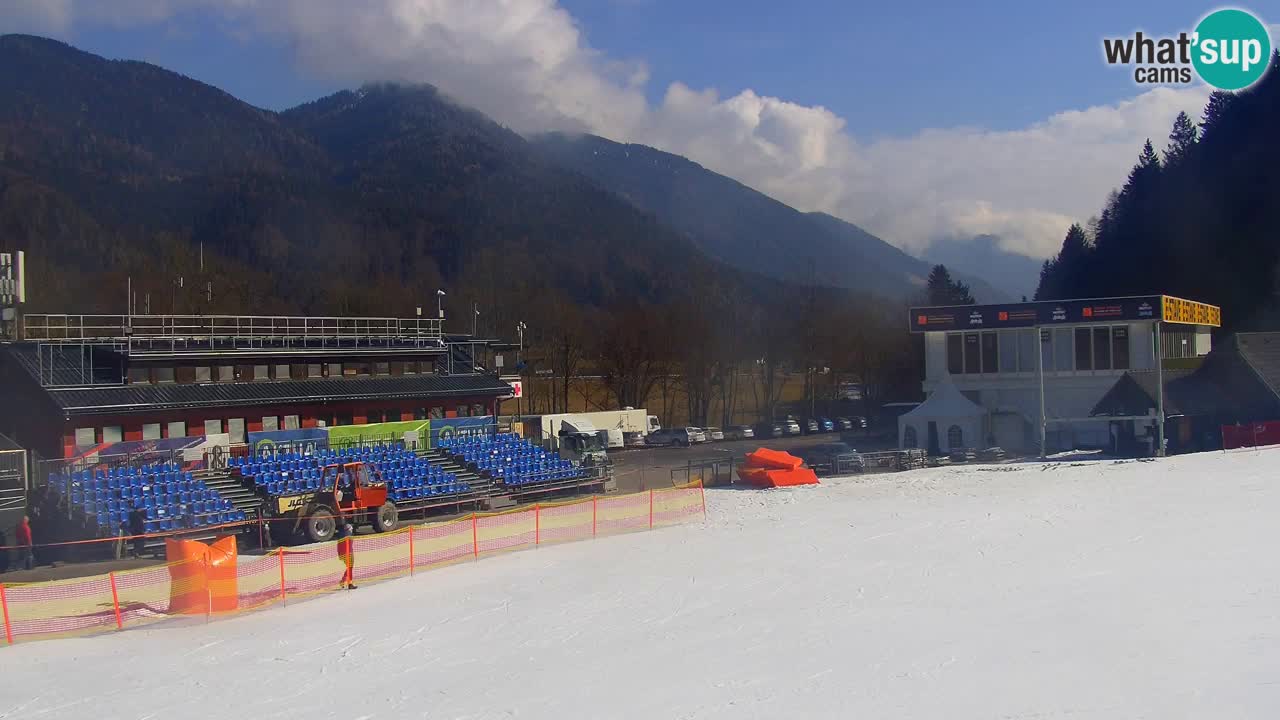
<box><xmin>926</xmin><ymin>264</ymin><xmax>976</xmax><ymax>305</ymax></box>
<box><xmin>1164</xmin><ymin>111</ymin><xmax>1198</xmax><ymax>167</ymax></box>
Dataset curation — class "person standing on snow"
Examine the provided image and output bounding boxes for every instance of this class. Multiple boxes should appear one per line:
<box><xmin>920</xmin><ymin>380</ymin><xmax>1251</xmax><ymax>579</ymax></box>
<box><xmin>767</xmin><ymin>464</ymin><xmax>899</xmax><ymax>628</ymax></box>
<box><xmin>337</xmin><ymin>521</ymin><xmax>356</xmax><ymax>590</ymax></box>
<box><xmin>15</xmin><ymin>515</ymin><xmax>34</xmax><ymax>570</ymax></box>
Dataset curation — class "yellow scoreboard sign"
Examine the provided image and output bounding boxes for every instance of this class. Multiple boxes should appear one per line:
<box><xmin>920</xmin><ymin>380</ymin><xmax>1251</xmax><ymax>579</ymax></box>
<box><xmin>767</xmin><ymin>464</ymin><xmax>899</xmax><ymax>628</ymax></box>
<box><xmin>1161</xmin><ymin>295</ymin><xmax>1221</xmax><ymax>327</ymax></box>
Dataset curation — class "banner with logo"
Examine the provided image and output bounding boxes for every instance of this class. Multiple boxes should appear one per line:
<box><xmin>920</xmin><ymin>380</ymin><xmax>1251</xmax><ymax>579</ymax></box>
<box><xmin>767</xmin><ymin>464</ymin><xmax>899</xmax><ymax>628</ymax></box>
<box><xmin>246</xmin><ymin>428</ymin><xmax>329</xmax><ymax>458</ymax></box>
<box><xmin>429</xmin><ymin>416</ymin><xmax>495</xmax><ymax>448</ymax></box>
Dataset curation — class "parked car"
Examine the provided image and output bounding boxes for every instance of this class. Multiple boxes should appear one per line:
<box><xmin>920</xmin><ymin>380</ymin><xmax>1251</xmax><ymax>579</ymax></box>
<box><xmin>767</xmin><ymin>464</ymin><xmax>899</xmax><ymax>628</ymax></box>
<box><xmin>703</xmin><ymin>427</ymin><xmax>726</xmax><ymax>442</ymax></box>
<box><xmin>725</xmin><ymin>425</ymin><xmax>755</xmax><ymax>440</ymax></box>
<box><xmin>819</xmin><ymin>417</ymin><xmax>836</xmax><ymax>432</ymax></box>
<box><xmin>754</xmin><ymin>422</ymin><xmax>784</xmax><ymax>439</ymax></box>
<box><xmin>835</xmin><ymin>417</ymin><xmax>854</xmax><ymax>431</ymax></box>
<box><xmin>687</xmin><ymin>427</ymin><xmax>709</xmax><ymax>443</ymax></box>
<box><xmin>782</xmin><ymin>419</ymin><xmax>803</xmax><ymax>436</ymax></box>
<box><xmin>647</xmin><ymin>428</ymin><xmax>693</xmax><ymax>447</ymax></box>
<box><xmin>851</xmin><ymin>416</ymin><xmax>868</xmax><ymax>430</ymax></box>
<box><xmin>795</xmin><ymin>442</ymin><xmax>865</xmax><ymax>476</ymax></box>
<box><xmin>801</xmin><ymin>418</ymin><xmax>821</xmax><ymax>434</ymax></box>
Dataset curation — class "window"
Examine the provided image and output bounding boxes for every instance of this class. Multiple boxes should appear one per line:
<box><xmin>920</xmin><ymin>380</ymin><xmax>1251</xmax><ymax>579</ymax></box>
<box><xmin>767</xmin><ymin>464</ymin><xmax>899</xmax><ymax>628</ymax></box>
<box><xmin>1112</xmin><ymin>327</ymin><xmax>1130</xmax><ymax>370</ymax></box>
<box><xmin>999</xmin><ymin>331</ymin><xmax>1018</xmax><ymax>373</ymax></box>
<box><xmin>328</xmin><ymin>363</ymin><xmax>342</xmax><ymax>378</ymax></box>
<box><xmin>456</xmin><ymin>405</ymin><xmax>471</xmax><ymax>417</ymax></box>
<box><xmin>176</xmin><ymin>367</ymin><xmax>197</xmax><ymax>384</ymax></box>
<box><xmin>308</xmin><ymin>364</ymin><xmax>323</xmax><ymax>378</ymax></box>
<box><xmin>903</xmin><ymin>425</ymin><xmax>918</xmax><ymax>449</ymax></box>
<box><xmin>283</xmin><ymin>415</ymin><xmax>300</xmax><ymax>430</ymax></box>
<box><xmin>194</xmin><ymin>366</ymin><xmax>212</xmax><ymax>383</ymax></box>
<box><xmin>142</xmin><ymin>423</ymin><xmax>162</xmax><ymax>440</ymax></box>
<box><xmin>1074</xmin><ymin>328</ymin><xmax>1093</xmax><ymax>371</ymax></box>
<box><xmin>274</xmin><ymin>364</ymin><xmax>289</xmax><ymax>379</ymax></box>
<box><xmin>167</xmin><ymin>421</ymin><xmax>186</xmax><ymax>438</ymax></box>
<box><xmin>290</xmin><ymin>365</ymin><xmax>307</xmax><ymax>380</ymax></box>
<box><xmin>1017</xmin><ymin>330</ymin><xmax>1036</xmax><ymax>372</ymax></box>
<box><xmin>253</xmin><ymin>365</ymin><xmax>270</xmax><ymax>381</ymax></box>
<box><xmin>963</xmin><ymin>334</ymin><xmax>981</xmax><ymax>374</ymax></box>
<box><xmin>217</xmin><ymin>366</ymin><xmax>234</xmax><ymax>382</ymax></box>
<box><xmin>402</xmin><ymin>362</ymin><xmax>416</xmax><ymax>376</ymax></box>
<box><xmin>947</xmin><ymin>334</ymin><xmax>964</xmax><ymax>375</ymax></box>
<box><xmin>414</xmin><ymin>407</ymin><xmax>427</xmax><ymax>420</ymax></box>
<box><xmin>227</xmin><ymin>418</ymin><xmax>246</xmax><ymax>444</ymax></box>
<box><xmin>374</xmin><ymin>362</ymin><xmax>390</xmax><ymax>376</ymax></box>
<box><xmin>204</xmin><ymin>419</ymin><xmax>223</xmax><ymax>436</ymax></box>
<box><xmin>128</xmin><ymin>367</ymin><xmax>150</xmax><ymax>384</ymax></box>
<box><xmin>1092</xmin><ymin>327</ymin><xmax>1112</xmax><ymax>370</ymax></box>
<box><xmin>1053</xmin><ymin>328</ymin><xmax>1073</xmax><ymax>371</ymax></box>
<box><xmin>74</xmin><ymin>428</ymin><xmax>96</xmax><ymax>447</ymax></box>
<box><xmin>981</xmin><ymin>332</ymin><xmax>998</xmax><ymax>374</ymax></box>
<box><xmin>429</xmin><ymin>407</ymin><xmax>444</xmax><ymax>420</ymax></box>
<box><xmin>335</xmin><ymin>412</ymin><xmax>353</xmax><ymax>427</ymax></box>
<box><xmin>947</xmin><ymin>424</ymin><xmax>963</xmax><ymax>449</ymax></box>
<box><xmin>367</xmin><ymin>410</ymin><xmax>385</xmax><ymax>423</ymax></box>
<box><xmin>262</xmin><ymin>416</ymin><xmax>279</xmax><ymax>432</ymax></box>
<box><xmin>345</xmin><ymin>363</ymin><xmax>369</xmax><ymax>377</ymax></box>
<box><xmin>154</xmin><ymin>367</ymin><xmax>176</xmax><ymax>384</ymax></box>
<box><xmin>472</xmin><ymin>403</ymin><xmax>486</xmax><ymax>418</ymax></box>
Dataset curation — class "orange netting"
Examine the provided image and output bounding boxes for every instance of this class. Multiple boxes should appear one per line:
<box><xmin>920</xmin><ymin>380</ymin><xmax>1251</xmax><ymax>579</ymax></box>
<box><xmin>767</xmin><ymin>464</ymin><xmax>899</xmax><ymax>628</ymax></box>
<box><xmin>0</xmin><ymin>482</ymin><xmax>706</xmax><ymax>646</ymax></box>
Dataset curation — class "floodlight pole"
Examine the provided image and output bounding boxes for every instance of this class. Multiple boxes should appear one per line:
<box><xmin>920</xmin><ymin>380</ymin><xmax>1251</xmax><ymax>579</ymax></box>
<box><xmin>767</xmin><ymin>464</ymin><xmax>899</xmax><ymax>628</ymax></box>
<box><xmin>1155</xmin><ymin>321</ymin><xmax>1165</xmax><ymax>457</ymax></box>
<box><xmin>1037</xmin><ymin>325</ymin><xmax>1047</xmax><ymax>460</ymax></box>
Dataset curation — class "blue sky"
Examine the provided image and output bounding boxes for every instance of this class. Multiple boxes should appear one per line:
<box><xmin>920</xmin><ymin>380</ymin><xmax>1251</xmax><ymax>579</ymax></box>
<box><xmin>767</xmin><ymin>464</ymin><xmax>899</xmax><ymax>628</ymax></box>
<box><xmin>1</xmin><ymin>1</ymin><xmax>1259</xmax><ymax>260</ymax></box>
<box><xmin>52</xmin><ymin>0</ymin><xmax>1234</xmax><ymax>136</ymax></box>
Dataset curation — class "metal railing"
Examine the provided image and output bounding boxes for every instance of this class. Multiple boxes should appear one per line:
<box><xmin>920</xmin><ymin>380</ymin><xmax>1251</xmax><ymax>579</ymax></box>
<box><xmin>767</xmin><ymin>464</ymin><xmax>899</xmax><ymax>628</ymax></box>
<box><xmin>0</xmin><ymin>448</ymin><xmax>27</xmax><ymax>513</ymax></box>
<box><xmin>22</xmin><ymin>314</ymin><xmax>445</xmax><ymax>350</ymax></box>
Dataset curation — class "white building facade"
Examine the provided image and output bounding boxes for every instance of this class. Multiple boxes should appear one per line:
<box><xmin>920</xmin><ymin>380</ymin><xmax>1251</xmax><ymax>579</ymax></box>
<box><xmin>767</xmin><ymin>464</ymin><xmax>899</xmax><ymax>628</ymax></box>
<box><xmin>905</xmin><ymin>296</ymin><xmax>1217</xmax><ymax>454</ymax></box>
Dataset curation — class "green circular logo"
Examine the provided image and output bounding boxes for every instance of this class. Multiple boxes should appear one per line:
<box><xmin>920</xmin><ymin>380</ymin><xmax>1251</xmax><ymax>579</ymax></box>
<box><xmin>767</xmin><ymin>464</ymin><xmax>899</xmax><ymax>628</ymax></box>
<box><xmin>1192</xmin><ymin>9</ymin><xmax>1272</xmax><ymax>90</ymax></box>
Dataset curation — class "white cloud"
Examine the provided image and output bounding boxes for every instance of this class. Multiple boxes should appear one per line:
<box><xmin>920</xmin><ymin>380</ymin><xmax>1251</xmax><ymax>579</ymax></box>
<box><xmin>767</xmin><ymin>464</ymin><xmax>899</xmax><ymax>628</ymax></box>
<box><xmin>1</xmin><ymin>0</ymin><xmax>1215</xmax><ymax>260</ymax></box>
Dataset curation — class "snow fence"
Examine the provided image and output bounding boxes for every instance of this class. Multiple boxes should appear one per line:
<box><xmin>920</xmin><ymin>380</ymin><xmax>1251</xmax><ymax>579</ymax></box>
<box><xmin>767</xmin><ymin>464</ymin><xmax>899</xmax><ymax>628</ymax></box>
<box><xmin>0</xmin><ymin>482</ymin><xmax>706</xmax><ymax>645</ymax></box>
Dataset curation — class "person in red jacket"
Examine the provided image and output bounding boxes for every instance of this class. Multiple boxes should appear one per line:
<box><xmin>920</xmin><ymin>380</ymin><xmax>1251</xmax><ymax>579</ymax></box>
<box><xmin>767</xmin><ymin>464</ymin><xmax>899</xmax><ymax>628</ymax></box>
<box><xmin>15</xmin><ymin>515</ymin><xmax>34</xmax><ymax>570</ymax></box>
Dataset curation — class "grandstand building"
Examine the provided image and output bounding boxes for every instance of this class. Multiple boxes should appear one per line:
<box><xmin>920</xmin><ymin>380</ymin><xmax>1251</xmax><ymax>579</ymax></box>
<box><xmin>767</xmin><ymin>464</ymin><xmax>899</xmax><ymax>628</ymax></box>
<box><xmin>0</xmin><ymin>314</ymin><xmax>513</xmax><ymax>460</ymax></box>
<box><xmin>905</xmin><ymin>295</ymin><xmax>1222</xmax><ymax>456</ymax></box>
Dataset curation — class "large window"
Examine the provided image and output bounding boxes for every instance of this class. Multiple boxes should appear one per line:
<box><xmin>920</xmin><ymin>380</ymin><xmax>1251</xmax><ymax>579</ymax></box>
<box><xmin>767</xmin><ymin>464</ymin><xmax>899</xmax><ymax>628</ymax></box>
<box><xmin>167</xmin><ymin>421</ymin><xmax>186</xmax><ymax>438</ymax></box>
<box><xmin>981</xmin><ymin>333</ymin><xmax>998</xmax><ymax>374</ymax></box>
<box><xmin>74</xmin><ymin>428</ymin><xmax>96</xmax><ymax>447</ymax></box>
<box><xmin>1092</xmin><ymin>327</ymin><xmax>1112</xmax><ymax>370</ymax></box>
<box><xmin>327</xmin><ymin>363</ymin><xmax>342</xmax><ymax>378</ymax></box>
<box><xmin>102</xmin><ymin>426</ymin><xmax>123</xmax><ymax>443</ymax></box>
<box><xmin>1053</xmin><ymin>329</ymin><xmax>1073</xmax><ymax>371</ymax></box>
<box><xmin>227</xmin><ymin>418</ymin><xmax>246</xmax><ymax>444</ymax></box>
<box><xmin>947</xmin><ymin>334</ymin><xmax>964</xmax><ymax>374</ymax></box>
<box><xmin>963</xmin><ymin>334</ymin><xmax>981</xmax><ymax>374</ymax></box>
<box><xmin>128</xmin><ymin>367</ymin><xmax>150</xmax><ymax>384</ymax></box>
<box><xmin>374</xmin><ymin>362</ymin><xmax>390</xmax><ymax>376</ymax></box>
<box><xmin>308</xmin><ymin>364</ymin><xmax>323</xmax><ymax>378</ymax></box>
<box><xmin>204</xmin><ymin>419</ymin><xmax>223</xmax><ymax>436</ymax></box>
<box><xmin>1017</xmin><ymin>330</ymin><xmax>1037</xmax><ymax>372</ymax></box>
<box><xmin>999</xmin><ymin>331</ymin><xmax>1018</xmax><ymax>373</ymax></box>
<box><xmin>1112</xmin><ymin>327</ymin><xmax>1130</xmax><ymax>370</ymax></box>
<box><xmin>262</xmin><ymin>416</ymin><xmax>279</xmax><ymax>432</ymax></box>
<box><xmin>283</xmin><ymin>415</ymin><xmax>300</xmax><ymax>430</ymax></box>
<box><xmin>253</xmin><ymin>365</ymin><xmax>270</xmax><ymax>381</ymax></box>
<box><xmin>1074</xmin><ymin>328</ymin><xmax>1093</xmax><ymax>370</ymax></box>
<box><xmin>142</xmin><ymin>423</ymin><xmax>161</xmax><ymax>440</ymax></box>
<box><xmin>429</xmin><ymin>407</ymin><xmax>444</xmax><ymax>420</ymax></box>
<box><xmin>217</xmin><ymin>366</ymin><xmax>234</xmax><ymax>382</ymax></box>
<box><xmin>194</xmin><ymin>366</ymin><xmax>212</xmax><ymax>383</ymax></box>
<box><xmin>154</xmin><ymin>367</ymin><xmax>176</xmax><ymax>384</ymax></box>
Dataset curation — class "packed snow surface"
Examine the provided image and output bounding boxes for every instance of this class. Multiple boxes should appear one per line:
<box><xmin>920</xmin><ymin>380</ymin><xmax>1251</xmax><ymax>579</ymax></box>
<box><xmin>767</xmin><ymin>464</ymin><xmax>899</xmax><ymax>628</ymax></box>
<box><xmin>5</xmin><ymin>449</ymin><xmax>1280</xmax><ymax>719</ymax></box>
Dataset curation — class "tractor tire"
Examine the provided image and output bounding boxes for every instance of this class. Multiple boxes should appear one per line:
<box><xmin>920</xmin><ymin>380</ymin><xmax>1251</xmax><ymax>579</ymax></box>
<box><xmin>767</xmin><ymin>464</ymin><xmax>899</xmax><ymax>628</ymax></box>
<box><xmin>305</xmin><ymin>507</ymin><xmax>337</xmax><ymax>544</ymax></box>
<box><xmin>373</xmin><ymin>502</ymin><xmax>399</xmax><ymax>534</ymax></box>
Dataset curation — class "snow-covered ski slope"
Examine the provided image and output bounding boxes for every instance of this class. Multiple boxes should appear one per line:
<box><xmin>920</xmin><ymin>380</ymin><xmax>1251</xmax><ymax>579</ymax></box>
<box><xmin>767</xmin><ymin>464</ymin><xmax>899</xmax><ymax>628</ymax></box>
<box><xmin>6</xmin><ymin>448</ymin><xmax>1280</xmax><ymax>719</ymax></box>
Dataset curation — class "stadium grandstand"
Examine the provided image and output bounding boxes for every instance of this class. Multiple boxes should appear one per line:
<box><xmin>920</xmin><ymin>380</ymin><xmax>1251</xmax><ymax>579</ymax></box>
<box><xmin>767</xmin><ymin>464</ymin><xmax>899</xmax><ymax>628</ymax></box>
<box><xmin>0</xmin><ymin>311</ymin><xmax>611</xmax><ymax>556</ymax></box>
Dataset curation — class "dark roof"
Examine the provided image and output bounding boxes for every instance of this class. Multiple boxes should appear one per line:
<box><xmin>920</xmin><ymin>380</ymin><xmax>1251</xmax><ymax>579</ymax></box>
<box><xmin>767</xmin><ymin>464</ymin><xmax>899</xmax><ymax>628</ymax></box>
<box><xmin>47</xmin><ymin>374</ymin><xmax>513</xmax><ymax>415</ymax></box>
<box><xmin>1092</xmin><ymin>370</ymin><xmax>1193</xmax><ymax>417</ymax></box>
<box><xmin>1236</xmin><ymin>333</ymin><xmax>1280</xmax><ymax>399</ymax></box>
<box><xmin>1093</xmin><ymin>333</ymin><xmax>1280</xmax><ymax>420</ymax></box>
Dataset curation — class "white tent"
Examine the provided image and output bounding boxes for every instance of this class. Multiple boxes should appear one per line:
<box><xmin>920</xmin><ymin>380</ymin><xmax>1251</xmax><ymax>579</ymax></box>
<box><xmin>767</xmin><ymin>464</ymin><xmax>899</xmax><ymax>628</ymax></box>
<box><xmin>899</xmin><ymin>375</ymin><xmax>987</xmax><ymax>453</ymax></box>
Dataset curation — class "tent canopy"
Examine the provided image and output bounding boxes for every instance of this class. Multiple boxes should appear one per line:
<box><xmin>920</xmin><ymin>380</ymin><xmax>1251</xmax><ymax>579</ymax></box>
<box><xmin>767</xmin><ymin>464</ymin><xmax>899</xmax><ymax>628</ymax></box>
<box><xmin>902</xmin><ymin>376</ymin><xmax>985</xmax><ymax>420</ymax></box>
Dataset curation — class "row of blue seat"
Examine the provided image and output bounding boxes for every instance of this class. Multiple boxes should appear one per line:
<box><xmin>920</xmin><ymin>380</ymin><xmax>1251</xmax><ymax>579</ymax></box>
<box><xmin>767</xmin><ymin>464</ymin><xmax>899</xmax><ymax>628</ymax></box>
<box><xmin>49</xmin><ymin>466</ymin><xmax>242</xmax><ymax>537</ymax></box>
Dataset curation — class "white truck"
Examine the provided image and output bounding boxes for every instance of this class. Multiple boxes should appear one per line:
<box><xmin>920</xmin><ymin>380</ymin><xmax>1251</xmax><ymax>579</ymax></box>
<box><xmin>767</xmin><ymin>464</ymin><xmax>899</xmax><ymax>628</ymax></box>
<box><xmin>541</xmin><ymin>409</ymin><xmax>659</xmax><ymax>450</ymax></box>
<box><xmin>557</xmin><ymin>416</ymin><xmax>610</xmax><ymax>466</ymax></box>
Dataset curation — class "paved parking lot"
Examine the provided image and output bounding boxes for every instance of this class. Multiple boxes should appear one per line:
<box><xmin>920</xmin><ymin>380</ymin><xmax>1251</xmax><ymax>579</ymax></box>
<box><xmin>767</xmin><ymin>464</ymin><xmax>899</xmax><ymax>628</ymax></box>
<box><xmin>608</xmin><ymin>432</ymin><xmax>897</xmax><ymax>493</ymax></box>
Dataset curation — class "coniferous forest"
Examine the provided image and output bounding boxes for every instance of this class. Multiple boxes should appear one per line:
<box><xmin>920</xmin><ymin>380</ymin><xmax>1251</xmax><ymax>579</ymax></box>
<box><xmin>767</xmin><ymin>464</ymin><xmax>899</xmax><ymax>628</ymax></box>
<box><xmin>1037</xmin><ymin>52</ymin><xmax>1280</xmax><ymax>332</ymax></box>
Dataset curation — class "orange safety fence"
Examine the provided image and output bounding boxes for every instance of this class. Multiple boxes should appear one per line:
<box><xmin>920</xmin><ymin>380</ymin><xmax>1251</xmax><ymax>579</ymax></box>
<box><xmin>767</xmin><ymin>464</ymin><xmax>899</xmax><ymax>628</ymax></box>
<box><xmin>0</xmin><ymin>481</ymin><xmax>706</xmax><ymax>646</ymax></box>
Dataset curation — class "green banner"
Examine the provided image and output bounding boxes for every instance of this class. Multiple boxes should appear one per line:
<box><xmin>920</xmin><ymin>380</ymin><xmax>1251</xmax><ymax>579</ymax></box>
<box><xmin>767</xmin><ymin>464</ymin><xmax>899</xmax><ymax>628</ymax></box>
<box><xmin>326</xmin><ymin>420</ymin><xmax>431</xmax><ymax>449</ymax></box>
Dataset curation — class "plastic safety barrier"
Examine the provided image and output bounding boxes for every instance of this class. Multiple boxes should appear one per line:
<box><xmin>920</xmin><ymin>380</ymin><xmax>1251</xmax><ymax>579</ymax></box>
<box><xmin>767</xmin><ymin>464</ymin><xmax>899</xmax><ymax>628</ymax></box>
<box><xmin>0</xmin><ymin>482</ymin><xmax>706</xmax><ymax>645</ymax></box>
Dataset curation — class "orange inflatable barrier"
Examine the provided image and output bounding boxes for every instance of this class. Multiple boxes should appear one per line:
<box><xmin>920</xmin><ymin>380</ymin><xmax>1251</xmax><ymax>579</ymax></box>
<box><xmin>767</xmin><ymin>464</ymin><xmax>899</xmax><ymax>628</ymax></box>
<box><xmin>744</xmin><ymin>447</ymin><xmax>804</xmax><ymax>471</ymax></box>
<box><xmin>737</xmin><ymin>448</ymin><xmax>819</xmax><ymax>487</ymax></box>
<box><xmin>164</xmin><ymin>536</ymin><xmax>239</xmax><ymax>614</ymax></box>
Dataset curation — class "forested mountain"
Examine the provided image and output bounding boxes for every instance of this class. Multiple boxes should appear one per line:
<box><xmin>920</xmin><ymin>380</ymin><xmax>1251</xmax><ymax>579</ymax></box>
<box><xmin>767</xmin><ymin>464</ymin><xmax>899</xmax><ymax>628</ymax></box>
<box><xmin>1037</xmin><ymin>51</ymin><xmax>1280</xmax><ymax>331</ymax></box>
<box><xmin>0</xmin><ymin>34</ymin><xmax>931</xmax><ymax>420</ymax></box>
<box><xmin>0</xmin><ymin>34</ymin><xmax>734</xmax><ymax>317</ymax></box>
<box><xmin>530</xmin><ymin>132</ymin><xmax>1007</xmax><ymax>302</ymax></box>
<box><xmin>926</xmin><ymin>234</ymin><xmax>1040</xmax><ymax>301</ymax></box>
